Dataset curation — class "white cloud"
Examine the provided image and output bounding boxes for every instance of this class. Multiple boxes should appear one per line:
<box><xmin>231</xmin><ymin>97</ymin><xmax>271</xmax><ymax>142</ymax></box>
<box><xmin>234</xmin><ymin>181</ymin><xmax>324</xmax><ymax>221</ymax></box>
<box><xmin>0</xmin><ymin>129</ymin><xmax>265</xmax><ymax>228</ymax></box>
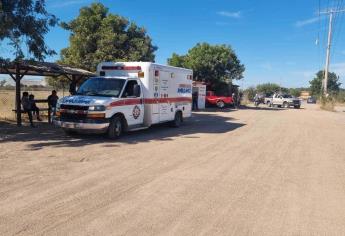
<box><xmin>260</xmin><ymin>62</ymin><xmax>273</xmax><ymax>71</ymax></box>
<box><xmin>217</xmin><ymin>11</ymin><xmax>242</xmax><ymax>19</ymax></box>
<box><xmin>295</xmin><ymin>17</ymin><xmax>319</xmax><ymax>27</ymax></box>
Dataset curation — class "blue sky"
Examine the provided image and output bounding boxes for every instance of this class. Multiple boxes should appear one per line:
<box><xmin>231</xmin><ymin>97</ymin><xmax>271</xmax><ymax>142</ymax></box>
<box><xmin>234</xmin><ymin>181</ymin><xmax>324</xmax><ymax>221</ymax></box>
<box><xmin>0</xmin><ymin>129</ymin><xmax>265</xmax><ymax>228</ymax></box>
<box><xmin>1</xmin><ymin>0</ymin><xmax>345</xmax><ymax>88</ymax></box>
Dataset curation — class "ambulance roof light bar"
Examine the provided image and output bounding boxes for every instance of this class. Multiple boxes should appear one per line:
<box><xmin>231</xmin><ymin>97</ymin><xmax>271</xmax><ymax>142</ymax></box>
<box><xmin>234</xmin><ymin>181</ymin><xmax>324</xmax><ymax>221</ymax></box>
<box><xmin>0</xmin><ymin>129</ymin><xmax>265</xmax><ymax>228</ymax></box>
<box><xmin>101</xmin><ymin>66</ymin><xmax>142</xmax><ymax>70</ymax></box>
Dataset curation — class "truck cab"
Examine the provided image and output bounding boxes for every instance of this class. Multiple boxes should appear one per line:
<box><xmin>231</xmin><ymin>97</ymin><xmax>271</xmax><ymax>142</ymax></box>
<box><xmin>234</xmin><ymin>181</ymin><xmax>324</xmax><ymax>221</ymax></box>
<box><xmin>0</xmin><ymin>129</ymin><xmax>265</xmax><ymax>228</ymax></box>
<box><xmin>267</xmin><ymin>94</ymin><xmax>301</xmax><ymax>109</ymax></box>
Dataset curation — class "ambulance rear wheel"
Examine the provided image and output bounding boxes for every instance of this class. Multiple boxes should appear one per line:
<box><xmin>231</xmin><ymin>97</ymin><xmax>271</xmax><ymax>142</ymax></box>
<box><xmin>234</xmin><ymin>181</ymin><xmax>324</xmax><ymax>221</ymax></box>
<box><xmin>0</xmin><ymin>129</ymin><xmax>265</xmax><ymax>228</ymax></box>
<box><xmin>171</xmin><ymin>111</ymin><xmax>182</xmax><ymax>128</ymax></box>
<box><xmin>108</xmin><ymin>116</ymin><xmax>123</xmax><ymax>139</ymax></box>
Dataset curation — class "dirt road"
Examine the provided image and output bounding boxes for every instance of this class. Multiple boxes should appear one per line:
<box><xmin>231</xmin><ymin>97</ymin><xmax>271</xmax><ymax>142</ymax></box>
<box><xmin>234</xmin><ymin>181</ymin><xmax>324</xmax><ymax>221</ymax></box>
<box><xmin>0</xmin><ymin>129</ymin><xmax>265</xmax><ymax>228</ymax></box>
<box><xmin>1</xmin><ymin>104</ymin><xmax>345</xmax><ymax>235</ymax></box>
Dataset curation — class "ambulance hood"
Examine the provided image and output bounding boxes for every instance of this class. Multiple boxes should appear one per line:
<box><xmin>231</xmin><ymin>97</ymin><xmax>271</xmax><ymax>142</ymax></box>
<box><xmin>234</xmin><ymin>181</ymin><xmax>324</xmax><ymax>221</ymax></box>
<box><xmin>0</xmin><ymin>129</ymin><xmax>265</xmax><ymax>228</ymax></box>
<box><xmin>59</xmin><ymin>95</ymin><xmax>116</xmax><ymax>106</ymax></box>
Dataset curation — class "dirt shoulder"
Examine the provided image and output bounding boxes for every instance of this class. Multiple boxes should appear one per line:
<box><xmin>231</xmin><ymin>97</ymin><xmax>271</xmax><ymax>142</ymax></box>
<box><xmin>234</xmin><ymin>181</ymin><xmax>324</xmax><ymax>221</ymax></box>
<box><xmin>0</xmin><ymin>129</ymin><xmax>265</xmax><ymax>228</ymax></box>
<box><xmin>1</xmin><ymin>104</ymin><xmax>345</xmax><ymax>235</ymax></box>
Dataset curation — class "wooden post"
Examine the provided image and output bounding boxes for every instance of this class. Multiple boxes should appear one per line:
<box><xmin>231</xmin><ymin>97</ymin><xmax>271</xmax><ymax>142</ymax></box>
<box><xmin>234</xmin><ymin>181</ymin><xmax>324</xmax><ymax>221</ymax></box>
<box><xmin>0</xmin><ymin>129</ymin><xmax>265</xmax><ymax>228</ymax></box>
<box><xmin>48</xmin><ymin>106</ymin><xmax>51</xmax><ymax>124</ymax></box>
<box><xmin>15</xmin><ymin>63</ymin><xmax>22</xmax><ymax>126</ymax></box>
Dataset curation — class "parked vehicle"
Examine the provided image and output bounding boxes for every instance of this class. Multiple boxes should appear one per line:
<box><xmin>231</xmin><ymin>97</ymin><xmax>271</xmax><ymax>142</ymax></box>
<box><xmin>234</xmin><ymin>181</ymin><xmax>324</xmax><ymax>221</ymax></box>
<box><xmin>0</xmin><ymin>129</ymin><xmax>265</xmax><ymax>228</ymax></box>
<box><xmin>267</xmin><ymin>94</ymin><xmax>301</xmax><ymax>109</ymax></box>
<box><xmin>253</xmin><ymin>93</ymin><xmax>263</xmax><ymax>107</ymax></box>
<box><xmin>54</xmin><ymin>62</ymin><xmax>193</xmax><ymax>138</ymax></box>
<box><xmin>264</xmin><ymin>96</ymin><xmax>273</xmax><ymax>105</ymax></box>
<box><xmin>307</xmin><ymin>96</ymin><xmax>317</xmax><ymax>104</ymax></box>
<box><xmin>254</xmin><ymin>100</ymin><xmax>261</xmax><ymax>107</ymax></box>
<box><xmin>206</xmin><ymin>91</ymin><xmax>234</xmax><ymax>108</ymax></box>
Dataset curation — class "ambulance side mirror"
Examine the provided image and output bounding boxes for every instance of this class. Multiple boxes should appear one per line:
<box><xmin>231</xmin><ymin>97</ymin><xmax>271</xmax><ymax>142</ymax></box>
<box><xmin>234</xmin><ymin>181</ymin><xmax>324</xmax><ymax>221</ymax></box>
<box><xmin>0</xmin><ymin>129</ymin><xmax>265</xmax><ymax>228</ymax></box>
<box><xmin>133</xmin><ymin>84</ymin><xmax>141</xmax><ymax>97</ymax></box>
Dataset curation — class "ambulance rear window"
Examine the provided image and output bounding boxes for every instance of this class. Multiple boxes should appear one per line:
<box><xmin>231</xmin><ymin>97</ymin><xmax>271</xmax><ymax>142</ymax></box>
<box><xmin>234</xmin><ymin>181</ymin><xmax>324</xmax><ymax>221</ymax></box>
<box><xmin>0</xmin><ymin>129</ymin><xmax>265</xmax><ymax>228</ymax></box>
<box><xmin>77</xmin><ymin>77</ymin><xmax>125</xmax><ymax>97</ymax></box>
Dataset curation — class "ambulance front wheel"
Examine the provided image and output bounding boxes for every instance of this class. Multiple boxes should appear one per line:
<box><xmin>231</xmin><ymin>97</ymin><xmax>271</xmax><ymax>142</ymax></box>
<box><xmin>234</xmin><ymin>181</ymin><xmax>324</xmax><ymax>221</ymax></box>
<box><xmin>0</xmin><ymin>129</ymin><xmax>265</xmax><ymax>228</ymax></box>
<box><xmin>108</xmin><ymin>115</ymin><xmax>124</xmax><ymax>139</ymax></box>
<box><xmin>171</xmin><ymin>111</ymin><xmax>182</xmax><ymax>128</ymax></box>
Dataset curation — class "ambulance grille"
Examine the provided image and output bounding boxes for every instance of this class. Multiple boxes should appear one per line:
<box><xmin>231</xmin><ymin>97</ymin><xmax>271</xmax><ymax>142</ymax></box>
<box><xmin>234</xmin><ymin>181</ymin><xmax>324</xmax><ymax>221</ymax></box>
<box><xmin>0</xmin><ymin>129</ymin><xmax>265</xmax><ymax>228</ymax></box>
<box><xmin>60</xmin><ymin>104</ymin><xmax>89</xmax><ymax>110</ymax></box>
<box><xmin>60</xmin><ymin>113</ymin><xmax>87</xmax><ymax>121</ymax></box>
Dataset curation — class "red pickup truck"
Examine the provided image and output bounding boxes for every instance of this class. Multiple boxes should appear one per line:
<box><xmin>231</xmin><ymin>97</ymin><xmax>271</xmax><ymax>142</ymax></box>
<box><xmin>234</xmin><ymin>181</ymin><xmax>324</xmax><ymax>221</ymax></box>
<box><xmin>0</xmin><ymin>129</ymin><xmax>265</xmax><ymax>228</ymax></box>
<box><xmin>206</xmin><ymin>91</ymin><xmax>234</xmax><ymax>108</ymax></box>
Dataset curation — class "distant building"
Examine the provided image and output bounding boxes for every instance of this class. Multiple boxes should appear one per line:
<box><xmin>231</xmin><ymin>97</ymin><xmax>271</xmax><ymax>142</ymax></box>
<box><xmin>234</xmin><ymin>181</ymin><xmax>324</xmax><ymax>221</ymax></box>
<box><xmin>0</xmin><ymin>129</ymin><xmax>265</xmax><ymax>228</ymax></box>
<box><xmin>300</xmin><ymin>91</ymin><xmax>310</xmax><ymax>100</ymax></box>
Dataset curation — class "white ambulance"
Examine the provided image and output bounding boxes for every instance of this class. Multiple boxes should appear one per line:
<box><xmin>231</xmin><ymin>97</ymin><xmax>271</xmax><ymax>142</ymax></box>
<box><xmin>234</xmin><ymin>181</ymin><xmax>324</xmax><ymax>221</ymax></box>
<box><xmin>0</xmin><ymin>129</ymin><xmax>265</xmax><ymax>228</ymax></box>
<box><xmin>54</xmin><ymin>62</ymin><xmax>193</xmax><ymax>138</ymax></box>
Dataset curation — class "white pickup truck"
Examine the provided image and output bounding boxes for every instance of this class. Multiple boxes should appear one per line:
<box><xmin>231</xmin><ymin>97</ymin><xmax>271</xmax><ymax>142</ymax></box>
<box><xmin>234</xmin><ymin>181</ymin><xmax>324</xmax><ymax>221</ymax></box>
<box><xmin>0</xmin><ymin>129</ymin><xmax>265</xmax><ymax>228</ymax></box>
<box><xmin>266</xmin><ymin>94</ymin><xmax>301</xmax><ymax>109</ymax></box>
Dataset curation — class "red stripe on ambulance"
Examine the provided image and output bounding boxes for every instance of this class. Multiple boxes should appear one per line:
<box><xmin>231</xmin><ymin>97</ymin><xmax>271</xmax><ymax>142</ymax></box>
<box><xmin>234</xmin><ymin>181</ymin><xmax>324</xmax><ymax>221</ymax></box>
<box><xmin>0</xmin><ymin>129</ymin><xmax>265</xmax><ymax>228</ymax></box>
<box><xmin>109</xmin><ymin>97</ymin><xmax>191</xmax><ymax>107</ymax></box>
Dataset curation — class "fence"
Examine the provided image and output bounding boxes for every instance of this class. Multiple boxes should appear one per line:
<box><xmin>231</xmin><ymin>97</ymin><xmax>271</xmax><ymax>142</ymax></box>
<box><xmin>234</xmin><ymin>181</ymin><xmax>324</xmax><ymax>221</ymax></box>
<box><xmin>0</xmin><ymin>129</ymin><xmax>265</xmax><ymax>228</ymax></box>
<box><xmin>0</xmin><ymin>89</ymin><xmax>67</xmax><ymax>121</ymax></box>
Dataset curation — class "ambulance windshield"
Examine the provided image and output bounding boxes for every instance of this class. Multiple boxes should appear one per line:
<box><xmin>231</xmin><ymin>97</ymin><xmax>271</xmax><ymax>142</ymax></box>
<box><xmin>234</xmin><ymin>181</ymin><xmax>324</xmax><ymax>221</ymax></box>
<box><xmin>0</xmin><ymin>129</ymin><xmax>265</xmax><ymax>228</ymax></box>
<box><xmin>77</xmin><ymin>77</ymin><xmax>125</xmax><ymax>97</ymax></box>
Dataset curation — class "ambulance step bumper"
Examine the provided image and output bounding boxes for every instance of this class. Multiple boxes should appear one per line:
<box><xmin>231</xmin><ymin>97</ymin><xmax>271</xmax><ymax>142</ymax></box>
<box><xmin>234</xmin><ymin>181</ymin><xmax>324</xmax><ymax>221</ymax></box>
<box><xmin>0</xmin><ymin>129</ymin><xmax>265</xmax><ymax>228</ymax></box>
<box><xmin>54</xmin><ymin>120</ymin><xmax>109</xmax><ymax>131</ymax></box>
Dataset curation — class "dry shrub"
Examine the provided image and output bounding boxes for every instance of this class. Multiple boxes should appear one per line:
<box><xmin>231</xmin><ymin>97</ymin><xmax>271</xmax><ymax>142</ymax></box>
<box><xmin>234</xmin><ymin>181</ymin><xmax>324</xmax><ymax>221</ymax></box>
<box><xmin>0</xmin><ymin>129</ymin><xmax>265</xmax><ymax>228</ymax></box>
<box><xmin>320</xmin><ymin>96</ymin><xmax>335</xmax><ymax>111</ymax></box>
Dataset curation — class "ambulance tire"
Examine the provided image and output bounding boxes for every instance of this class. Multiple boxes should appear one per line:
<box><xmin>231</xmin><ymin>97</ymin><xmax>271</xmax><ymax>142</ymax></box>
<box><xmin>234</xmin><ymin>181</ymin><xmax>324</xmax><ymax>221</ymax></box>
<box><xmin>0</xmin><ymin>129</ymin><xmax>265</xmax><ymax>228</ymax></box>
<box><xmin>170</xmin><ymin>111</ymin><xmax>182</xmax><ymax>128</ymax></box>
<box><xmin>108</xmin><ymin>115</ymin><xmax>124</xmax><ymax>139</ymax></box>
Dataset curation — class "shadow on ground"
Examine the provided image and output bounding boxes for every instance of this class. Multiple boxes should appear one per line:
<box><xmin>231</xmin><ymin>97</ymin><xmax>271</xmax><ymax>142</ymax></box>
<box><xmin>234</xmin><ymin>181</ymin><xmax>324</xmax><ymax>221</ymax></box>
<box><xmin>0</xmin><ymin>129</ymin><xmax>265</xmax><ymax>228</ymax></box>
<box><xmin>0</xmin><ymin>112</ymin><xmax>245</xmax><ymax>150</ymax></box>
<box><xmin>240</xmin><ymin>105</ymin><xmax>287</xmax><ymax>111</ymax></box>
<box><xmin>203</xmin><ymin>105</ymin><xmax>288</xmax><ymax>112</ymax></box>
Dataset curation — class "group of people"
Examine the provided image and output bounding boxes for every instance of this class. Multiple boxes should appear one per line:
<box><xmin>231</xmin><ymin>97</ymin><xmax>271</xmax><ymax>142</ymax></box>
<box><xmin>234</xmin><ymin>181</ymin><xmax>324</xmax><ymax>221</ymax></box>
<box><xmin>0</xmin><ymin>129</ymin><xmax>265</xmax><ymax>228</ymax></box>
<box><xmin>21</xmin><ymin>90</ymin><xmax>59</xmax><ymax>127</ymax></box>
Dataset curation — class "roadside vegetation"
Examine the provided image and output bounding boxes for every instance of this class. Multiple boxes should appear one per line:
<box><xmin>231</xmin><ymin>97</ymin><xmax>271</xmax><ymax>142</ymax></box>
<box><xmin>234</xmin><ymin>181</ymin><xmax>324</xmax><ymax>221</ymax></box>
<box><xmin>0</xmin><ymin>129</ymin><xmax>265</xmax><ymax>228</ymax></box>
<box><xmin>243</xmin><ymin>83</ymin><xmax>308</xmax><ymax>102</ymax></box>
<box><xmin>168</xmin><ymin>43</ymin><xmax>245</xmax><ymax>92</ymax></box>
<box><xmin>243</xmin><ymin>70</ymin><xmax>344</xmax><ymax>109</ymax></box>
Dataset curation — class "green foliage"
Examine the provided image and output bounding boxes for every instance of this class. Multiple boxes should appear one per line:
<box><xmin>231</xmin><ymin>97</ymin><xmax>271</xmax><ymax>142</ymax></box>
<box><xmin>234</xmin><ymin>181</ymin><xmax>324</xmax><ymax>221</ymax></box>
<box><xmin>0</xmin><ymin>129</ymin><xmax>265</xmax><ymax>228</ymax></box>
<box><xmin>309</xmin><ymin>70</ymin><xmax>341</xmax><ymax>96</ymax></box>
<box><xmin>168</xmin><ymin>43</ymin><xmax>245</xmax><ymax>88</ymax></box>
<box><xmin>45</xmin><ymin>76</ymin><xmax>69</xmax><ymax>90</ymax></box>
<box><xmin>60</xmin><ymin>3</ymin><xmax>157</xmax><ymax>71</ymax></box>
<box><xmin>167</xmin><ymin>53</ymin><xmax>186</xmax><ymax>68</ymax></box>
<box><xmin>289</xmin><ymin>88</ymin><xmax>301</xmax><ymax>97</ymax></box>
<box><xmin>256</xmin><ymin>83</ymin><xmax>281</xmax><ymax>95</ymax></box>
<box><xmin>335</xmin><ymin>89</ymin><xmax>345</xmax><ymax>103</ymax></box>
<box><xmin>244</xmin><ymin>86</ymin><xmax>256</xmax><ymax>101</ymax></box>
<box><xmin>0</xmin><ymin>0</ymin><xmax>58</xmax><ymax>60</ymax></box>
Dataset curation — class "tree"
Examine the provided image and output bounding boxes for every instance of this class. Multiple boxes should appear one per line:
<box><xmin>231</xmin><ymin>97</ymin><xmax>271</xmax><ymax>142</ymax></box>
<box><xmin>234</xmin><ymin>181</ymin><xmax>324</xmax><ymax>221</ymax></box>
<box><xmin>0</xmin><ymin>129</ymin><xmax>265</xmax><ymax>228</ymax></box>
<box><xmin>244</xmin><ymin>86</ymin><xmax>256</xmax><ymax>101</ymax></box>
<box><xmin>289</xmin><ymin>88</ymin><xmax>302</xmax><ymax>97</ymax></box>
<box><xmin>60</xmin><ymin>3</ymin><xmax>157</xmax><ymax>71</ymax></box>
<box><xmin>256</xmin><ymin>83</ymin><xmax>281</xmax><ymax>96</ymax></box>
<box><xmin>45</xmin><ymin>76</ymin><xmax>70</xmax><ymax>90</ymax></box>
<box><xmin>168</xmin><ymin>43</ymin><xmax>245</xmax><ymax>88</ymax></box>
<box><xmin>309</xmin><ymin>70</ymin><xmax>341</xmax><ymax>96</ymax></box>
<box><xmin>0</xmin><ymin>79</ymin><xmax>6</xmax><ymax>87</ymax></box>
<box><xmin>0</xmin><ymin>0</ymin><xmax>58</xmax><ymax>60</ymax></box>
<box><xmin>167</xmin><ymin>53</ymin><xmax>186</xmax><ymax>68</ymax></box>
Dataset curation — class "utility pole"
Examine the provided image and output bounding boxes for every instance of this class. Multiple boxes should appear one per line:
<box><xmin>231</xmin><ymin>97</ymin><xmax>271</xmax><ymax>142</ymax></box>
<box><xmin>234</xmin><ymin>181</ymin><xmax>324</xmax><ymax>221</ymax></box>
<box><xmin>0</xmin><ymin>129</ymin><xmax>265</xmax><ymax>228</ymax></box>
<box><xmin>321</xmin><ymin>8</ymin><xmax>345</xmax><ymax>96</ymax></box>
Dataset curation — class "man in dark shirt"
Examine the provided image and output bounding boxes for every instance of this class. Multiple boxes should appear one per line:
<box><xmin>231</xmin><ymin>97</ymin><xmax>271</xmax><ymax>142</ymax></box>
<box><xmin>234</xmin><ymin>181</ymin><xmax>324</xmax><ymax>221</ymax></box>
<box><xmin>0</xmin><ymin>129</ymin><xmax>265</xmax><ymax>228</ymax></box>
<box><xmin>21</xmin><ymin>92</ymin><xmax>34</xmax><ymax>127</ymax></box>
<box><xmin>192</xmin><ymin>91</ymin><xmax>199</xmax><ymax>111</ymax></box>
<box><xmin>29</xmin><ymin>94</ymin><xmax>42</xmax><ymax>121</ymax></box>
<box><xmin>47</xmin><ymin>90</ymin><xmax>59</xmax><ymax>122</ymax></box>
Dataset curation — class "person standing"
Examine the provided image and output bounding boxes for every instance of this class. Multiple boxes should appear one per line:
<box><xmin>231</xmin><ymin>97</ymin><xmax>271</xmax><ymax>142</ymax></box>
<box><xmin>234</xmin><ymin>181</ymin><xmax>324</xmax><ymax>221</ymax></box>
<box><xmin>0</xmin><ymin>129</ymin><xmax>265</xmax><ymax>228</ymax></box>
<box><xmin>21</xmin><ymin>92</ymin><xmax>34</xmax><ymax>127</ymax></box>
<box><xmin>238</xmin><ymin>91</ymin><xmax>243</xmax><ymax>108</ymax></box>
<box><xmin>232</xmin><ymin>92</ymin><xmax>238</xmax><ymax>108</ymax></box>
<box><xmin>47</xmin><ymin>90</ymin><xmax>59</xmax><ymax>122</ymax></box>
<box><xmin>192</xmin><ymin>91</ymin><xmax>199</xmax><ymax>111</ymax></box>
<box><xmin>29</xmin><ymin>94</ymin><xmax>42</xmax><ymax>121</ymax></box>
